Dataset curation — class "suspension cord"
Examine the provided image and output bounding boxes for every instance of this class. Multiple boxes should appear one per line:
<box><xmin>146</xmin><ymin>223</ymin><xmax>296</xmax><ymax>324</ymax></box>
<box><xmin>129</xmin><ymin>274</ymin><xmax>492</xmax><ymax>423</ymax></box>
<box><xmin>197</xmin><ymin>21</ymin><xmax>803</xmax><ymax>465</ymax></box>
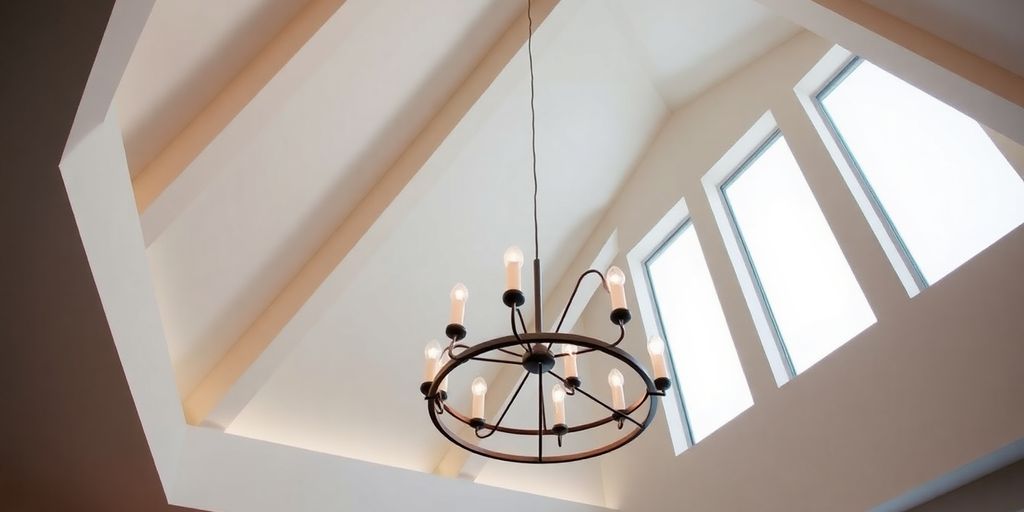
<box><xmin>528</xmin><ymin>0</ymin><xmax>539</xmax><ymax>261</ymax></box>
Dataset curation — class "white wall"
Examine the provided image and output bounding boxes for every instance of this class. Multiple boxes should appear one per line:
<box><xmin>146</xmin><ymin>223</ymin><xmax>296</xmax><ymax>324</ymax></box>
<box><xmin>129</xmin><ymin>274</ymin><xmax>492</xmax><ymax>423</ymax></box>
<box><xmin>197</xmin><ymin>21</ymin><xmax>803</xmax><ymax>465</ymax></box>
<box><xmin>562</xmin><ymin>31</ymin><xmax>1024</xmax><ymax>510</ymax></box>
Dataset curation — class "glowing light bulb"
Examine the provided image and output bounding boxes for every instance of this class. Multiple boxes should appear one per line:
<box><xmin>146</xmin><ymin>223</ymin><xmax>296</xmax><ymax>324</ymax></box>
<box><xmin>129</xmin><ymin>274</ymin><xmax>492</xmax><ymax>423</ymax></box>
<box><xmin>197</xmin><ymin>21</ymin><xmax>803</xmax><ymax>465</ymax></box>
<box><xmin>449</xmin><ymin>283</ymin><xmax>468</xmax><ymax>325</ymax></box>
<box><xmin>552</xmin><ymin>384</ymin><xmax>566</xmax><ymax>403</ymax></box>
<box><xmin>606</xmin><ymin>266</ymin><xmax>628</xmax><ymax>310</ymax></box>
<box><xmin>423</xmin><ymin>340</ymin><xmax>441</xmax><ymax>382</ymax></box>
<box><xmin>647</xmin><ymin>335</ymin><xmax>669</xmax><ymax>380</ymax></box>
<box><xmin>552</xmin><ymin>383</ymin><xmax>567</xmax><ymax>425</ymax></box>
<box><xmin>471</xmin><ymin>376</ymin><xmax>487</xmax><ymax>419</ymax></box>
<box><xmin>471</xmin><ymin>377</ymin><xmax>488</xmax><ymax>396</ymax></box>
<box><xmin>503</xmin><ymin>246</ymin><xmax>524</xmax><ymax>292</ymax></box>
<box><xmin>424</xmin><ymin>340</ymin><xmax>441</xmax><ymax>360</ymax></box>
<box><xmin>562</xmin><ymin>343</ymin><xmax>578</xmax><ymax>379</ymax></box>
<box><xmin>608</xmin><ymin>368</ymin><xmax>625</xmax><ymax>410</ymax></box>
<box><xmin>608</xmin><ymin>368</ymin><xmax>624</xmax><ymax>387</ymax></box>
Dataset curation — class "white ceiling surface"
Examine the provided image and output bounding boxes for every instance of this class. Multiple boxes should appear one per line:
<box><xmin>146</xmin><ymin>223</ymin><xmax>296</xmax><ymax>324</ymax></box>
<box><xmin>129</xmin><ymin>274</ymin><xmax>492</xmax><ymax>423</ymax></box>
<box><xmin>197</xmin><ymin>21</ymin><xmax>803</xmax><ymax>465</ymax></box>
<box><xmin>610</xmin><ymin>0</ymin><xmax>799</xmax><ymax>107</ymax></box>
<box><xmin>865</xmin><ymin>0</ymin><xmax>1024</xmax><ymax>78</ymax></box>
<box><xmin>116</xmin><ymin>0</ymin><xmax>309</xmax><ymax>173</ymax></box>
<box><xmin>223</xmin><ymin>0</ymin><xmax>796</xmax><ymax>501</ymax></box>
<box><xmin>226</xmin><ymin>0</ymin><xmax>665</xmax><ymax>480</ymax></box>
<box><xmin>143</xmin><ymin>0</ymin><xmax>522</xmax><ymax>396</ymax></box>
<box><xmin>113</xmin><ymin>0</ymin><xmax>802</xmax><ymax>503</ymax></box>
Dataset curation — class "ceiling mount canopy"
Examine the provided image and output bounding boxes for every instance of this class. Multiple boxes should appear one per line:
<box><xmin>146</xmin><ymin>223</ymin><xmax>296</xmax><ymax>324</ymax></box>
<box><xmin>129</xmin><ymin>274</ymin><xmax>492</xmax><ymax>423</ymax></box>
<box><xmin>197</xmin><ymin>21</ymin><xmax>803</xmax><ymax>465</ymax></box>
<box><xmin>418</xmin><ymin>0</ymin><xmax>670</xmax><ymax>464</ymax></box>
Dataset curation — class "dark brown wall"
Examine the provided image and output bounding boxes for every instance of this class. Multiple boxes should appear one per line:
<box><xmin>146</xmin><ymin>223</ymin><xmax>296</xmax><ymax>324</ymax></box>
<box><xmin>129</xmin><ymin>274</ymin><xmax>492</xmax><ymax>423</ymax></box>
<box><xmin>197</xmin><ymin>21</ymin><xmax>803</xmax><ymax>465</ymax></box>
<box><xmin>0</xmin><ymin>2</ymin><xmax>199</xmax><ymax>510</ymax></box>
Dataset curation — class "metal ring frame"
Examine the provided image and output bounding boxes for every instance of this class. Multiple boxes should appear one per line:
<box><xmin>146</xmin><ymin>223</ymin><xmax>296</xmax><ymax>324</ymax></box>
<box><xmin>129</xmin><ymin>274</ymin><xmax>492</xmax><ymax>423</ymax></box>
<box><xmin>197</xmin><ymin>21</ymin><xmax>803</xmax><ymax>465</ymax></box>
<box><xmin>425</xmin><ymin>332</ymin><xmax>664</xmax><ymax>464</ymax></box>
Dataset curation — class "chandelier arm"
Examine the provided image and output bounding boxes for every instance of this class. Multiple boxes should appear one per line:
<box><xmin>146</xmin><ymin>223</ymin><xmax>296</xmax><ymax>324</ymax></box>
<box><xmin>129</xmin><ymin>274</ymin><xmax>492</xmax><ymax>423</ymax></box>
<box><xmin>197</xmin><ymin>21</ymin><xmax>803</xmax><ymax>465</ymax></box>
<box><xmin>554</xmin><ymin>269</ymin><xmax>606</xmax><ymax>334</ymax></box>
<box><xmin>510</xmin><ymin>307</ymin><xmax>528</xmax><ymax>351</ymax></box>
<box><xmin>569</xmin><ymin>382</ymin><xmax>645</xmax><ymax>430</ymax></box>
<box><xmin>548</xmin><ymin>370</ymin><xmax>651</xmax><ymax>419</ymax></box>
<box><xmin>476</xmin><ymin>370</ymin><xmax>531</xmax><ymax>439</ymax></box>
<box><xmin>447</xmin><ymin>342</ymin><xmax>473</xmax><ymax>359</ymax></box>
<box><xmin>538</xmin><ymin>368</ymin><xmax>545</xmax><ymax>461</ymax></box>
<box><xmin>547</xmin><ymin>370</ymin><xmax>645</xmax><ymax>429</ymax></box>
<box><xmin>516</xmin><ymin>307</ymin><xmax>529</xmax><ymax>336</ymax></box>
<box><xmin>470</xmin><ymin>356</ymin><xmax>526</xmax><ymax>365</ymax></box>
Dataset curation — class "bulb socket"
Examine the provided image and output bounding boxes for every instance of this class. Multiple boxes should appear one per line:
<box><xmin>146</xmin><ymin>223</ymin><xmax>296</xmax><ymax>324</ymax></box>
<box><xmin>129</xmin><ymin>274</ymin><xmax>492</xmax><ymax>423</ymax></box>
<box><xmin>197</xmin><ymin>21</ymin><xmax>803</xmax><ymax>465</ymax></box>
<box><xmin>610</xmin><ymin>308</ymin><xmax>631</xmax><ymax>325</ymax></box>
<box><xmin>502</xmin><ymin>289</ymin><xmax>526</xmax><ymax>308</ymax></box>
<box><xmin>552</xmin><ymin>423</ymin><xmax>569</xmax><ymax>436</ymax></box>
<box><xmin>420</xmin><ymin>381</ymin><xmax>431</xmax><ymax>396</ymax></box>
<box><xmin>565</xmin><ymin>376</ymin><xmax>582</xmax><ymax>390</ymax></box>
<box><xmin>445</xmin><ymin>323</ymin><xmax>467</xmax><ymax>341</ymax></box>
<box><xmin>469</xmin><ymin>418</ymin><xmax>486</xmax><ymax>430</ymax></box>
<box><xmin>654</xmin><ymin>377</ymin><xmax>671</xmax><ymax>392</ymax></box>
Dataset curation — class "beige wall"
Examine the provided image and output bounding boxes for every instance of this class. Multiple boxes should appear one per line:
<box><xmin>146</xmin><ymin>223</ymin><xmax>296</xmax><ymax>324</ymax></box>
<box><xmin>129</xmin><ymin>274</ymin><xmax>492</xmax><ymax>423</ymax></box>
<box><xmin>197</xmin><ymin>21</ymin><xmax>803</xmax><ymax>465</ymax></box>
<box><xmin>911</xmin><ymin>459</ymin><xmax>1024</xmax><ymax>512</ymax></box>
<box><xmin>559</xmin><ymin>31</ymin><xmax>1024</xmax><ymax>511</ymax></box>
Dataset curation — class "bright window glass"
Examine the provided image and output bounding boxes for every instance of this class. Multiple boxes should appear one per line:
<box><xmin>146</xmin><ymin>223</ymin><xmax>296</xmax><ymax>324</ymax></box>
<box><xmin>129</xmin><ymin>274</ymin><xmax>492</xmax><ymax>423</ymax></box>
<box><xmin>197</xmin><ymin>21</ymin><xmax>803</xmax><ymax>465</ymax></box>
<box><xmin>723</xmin><ymin>135</ymin><xmax>876</xmax><ymax>375</ymax></box>
<box><xmin>647</xmin><ymin>222</ymin><xmax>752</xmax><ymax>442</ymax></box>
<box><xmin>820</xmin><ymin>60</ymin><xmax>1024</xmax><ymax>285</ymax></box>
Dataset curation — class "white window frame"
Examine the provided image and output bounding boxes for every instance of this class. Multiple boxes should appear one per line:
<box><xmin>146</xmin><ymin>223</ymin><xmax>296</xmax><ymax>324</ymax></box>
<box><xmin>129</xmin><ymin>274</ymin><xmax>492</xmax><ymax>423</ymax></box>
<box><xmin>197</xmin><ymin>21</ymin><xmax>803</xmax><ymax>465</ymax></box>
<box><xmin>701</xmin><ymin>112</ymin><xmax>793</xmax><ymax>387</ymax></box>
<box><xmin>625</xmin><ymin>197</ymin><xmax>692</xmax><ymax>455</ymax></box>
<box><xmin>794</xmin><ymin>46</ymin><xmax>928</xmax><ymax>296</ymax></box>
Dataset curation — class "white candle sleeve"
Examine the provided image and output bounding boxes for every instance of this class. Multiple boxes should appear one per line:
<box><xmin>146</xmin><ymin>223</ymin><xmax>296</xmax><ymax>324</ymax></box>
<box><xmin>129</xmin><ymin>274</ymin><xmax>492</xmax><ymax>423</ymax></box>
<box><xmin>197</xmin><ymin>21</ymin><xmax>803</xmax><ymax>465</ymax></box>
<box><xmin>472</xmin><ymin>394</ymin><xmax>485</xmax><ymax>419</ymax></box>
<box><xmin>608</xmin><ymin>369</ymin><xmax>626</xmax><ymax>410</ymax></box>
<box><xmin>504</xmin><ymin>246</ymin><xmax>524</xmax><ymax>291</ymax></box>
<box><xmin>647</xmin><ymin>336</ymin><xmax>669</xmax><ymax>379</ymax></box>
<box><xmin>552</xmin><ymin>384</ymin><xmax>567</xmax><ymax>425</ymax></box>
<box><xmin>606</xmin><ymin>266</ymin><xmax>628</xmax><ymax>310</ymax></box>
<box><xmin>471</xmin><ymin>377</ymin><xmax>487</xmax><ymax>419</ymax></box>
<box><xmin>449</xmin><ymin>283</ymin><xmax>468</xmax><ymax>325</ymax></box>
<box><xmin>423</xmin><ymin>358</ymin><xmax>438</xmax><ymax>382</ymax></box>
<box><xmin>564</xmin><ymin>352</ymin><xmax>578</xmax><ymax>378</ymax></box>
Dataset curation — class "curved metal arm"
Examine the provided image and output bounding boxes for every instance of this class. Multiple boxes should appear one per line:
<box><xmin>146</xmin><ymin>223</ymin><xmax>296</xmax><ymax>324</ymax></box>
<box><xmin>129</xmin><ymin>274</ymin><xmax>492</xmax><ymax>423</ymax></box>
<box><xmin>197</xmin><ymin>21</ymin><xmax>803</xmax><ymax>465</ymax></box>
<box><xmin>555</xmin><ymin>269</ymin><xmax>606</xmax><ymax>333</ymax></box>
<box><xmin>552</xmin><ymin>322</ymin><xmax>625</xmax><ymax>358</ymax></box>
<box><xmin>549</xmin><ymin>370</ymin><xmax>645</xmax><ymax>429</ymax></box>
<box><xmin>516</xmin><ymin>308</ymin><xmax>530</xmax><ymax>336</ymax></box>
<box><xmin>510</xmin><ymin>307</ymin><xmax>531</xmax><ymax>354</ymax></box>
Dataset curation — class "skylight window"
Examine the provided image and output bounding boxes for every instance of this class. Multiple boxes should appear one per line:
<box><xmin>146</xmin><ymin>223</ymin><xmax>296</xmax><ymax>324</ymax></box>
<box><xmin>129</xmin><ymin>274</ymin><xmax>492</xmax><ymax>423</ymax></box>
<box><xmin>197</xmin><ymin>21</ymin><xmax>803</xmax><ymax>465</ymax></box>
<box><xmin>646</xmin><ymin>221</ymin><xmax>752</xmax><ymax>442</ymax></box>
<box><xmin>819</xmin><ymin>59</ymin><xmax>1024</xmax><ymax>286</ymax></box>
<box><xmin>722</xmin><ymin>134</ymin><xmax>876</xmax><ymax>375</ymax></box>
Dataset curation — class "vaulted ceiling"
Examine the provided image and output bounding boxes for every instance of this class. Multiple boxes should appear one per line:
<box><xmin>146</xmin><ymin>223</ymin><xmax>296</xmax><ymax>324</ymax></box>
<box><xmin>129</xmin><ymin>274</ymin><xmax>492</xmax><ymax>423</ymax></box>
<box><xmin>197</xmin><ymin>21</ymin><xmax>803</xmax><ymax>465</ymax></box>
<box><xmin>113</xmin><ymin>0</ymin><xmax>798</xmax><ymax>502</ymax></box>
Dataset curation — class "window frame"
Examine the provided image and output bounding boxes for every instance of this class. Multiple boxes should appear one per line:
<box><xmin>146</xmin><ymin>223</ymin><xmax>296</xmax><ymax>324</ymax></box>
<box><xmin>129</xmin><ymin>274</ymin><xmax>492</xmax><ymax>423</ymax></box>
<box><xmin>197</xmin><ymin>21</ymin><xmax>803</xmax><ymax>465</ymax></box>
<box><xmin>813</xmin><ymin>57</ymin><xmax>931</xmax><ymax>291</ymax></box>
<box><xmin>717</xmin><ymin>130</ymin><xmax>799</xmax><ymax>379</ymax></box>
<box><xmin>639</xmin><ymin>218</ymin><xmax>698</xmax><ymax>448</ymax></box>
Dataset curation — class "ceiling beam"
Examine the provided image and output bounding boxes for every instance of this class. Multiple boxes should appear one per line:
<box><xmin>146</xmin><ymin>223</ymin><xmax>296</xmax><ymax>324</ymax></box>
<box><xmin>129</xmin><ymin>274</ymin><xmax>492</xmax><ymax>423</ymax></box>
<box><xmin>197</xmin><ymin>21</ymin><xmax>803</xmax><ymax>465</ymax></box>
<box><xmin>132</xmin><ymin>0</ymin><xmax>347</xmax><ymax>245</ymax></box>
<box><xmin>184</xmin><ymin>0</ymin><xmax>562</xmax><ymax>428</ymax></box>
<box><xmin>755</xmin><ymin>0</ymin><xmax>1024</xmax><ymax>146</ymax></box>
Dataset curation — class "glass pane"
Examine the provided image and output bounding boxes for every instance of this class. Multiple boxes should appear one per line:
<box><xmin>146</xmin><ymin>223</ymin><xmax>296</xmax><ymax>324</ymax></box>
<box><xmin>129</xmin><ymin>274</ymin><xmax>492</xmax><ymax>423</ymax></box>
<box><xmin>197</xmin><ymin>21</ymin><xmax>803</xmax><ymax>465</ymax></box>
<box><xmin>723</xmin><ymin>135</ymin><xmax>876</xmax><ymax>374</ymax></box>
<box><xmin>647</xmin><ymin>223</ymin><xmax>752</xmax><ymax>442</ymax></box>
<box><xmin>821</xmin><ymin>60</ymin><xmax>1024</xmax><ymax>284</ymax></box>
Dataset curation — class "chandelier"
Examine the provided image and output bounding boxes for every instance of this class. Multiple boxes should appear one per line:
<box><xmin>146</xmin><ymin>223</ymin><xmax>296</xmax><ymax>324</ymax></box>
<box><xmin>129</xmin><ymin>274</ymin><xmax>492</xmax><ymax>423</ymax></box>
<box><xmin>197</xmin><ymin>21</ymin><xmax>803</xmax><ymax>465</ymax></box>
<box><xmin>418</xmin><ymin>0</ymin><xmax>670</xmax><ymax>464</ymax></box>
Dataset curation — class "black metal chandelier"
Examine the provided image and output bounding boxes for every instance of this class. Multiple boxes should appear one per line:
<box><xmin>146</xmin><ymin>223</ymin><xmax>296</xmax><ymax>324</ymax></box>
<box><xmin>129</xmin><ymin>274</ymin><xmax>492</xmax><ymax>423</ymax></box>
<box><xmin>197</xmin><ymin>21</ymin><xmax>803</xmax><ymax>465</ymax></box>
<box><xmin>418</xmin><ymin>0</ymin><xmax>671</xmax><ymax>464</ymax></box>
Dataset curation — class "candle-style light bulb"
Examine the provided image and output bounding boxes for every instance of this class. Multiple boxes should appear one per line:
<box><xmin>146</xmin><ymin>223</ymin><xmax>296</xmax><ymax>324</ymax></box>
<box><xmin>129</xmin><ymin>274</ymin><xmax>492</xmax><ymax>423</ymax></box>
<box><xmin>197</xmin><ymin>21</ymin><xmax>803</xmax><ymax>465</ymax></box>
<box><xmin>471</xmin><ymin>376</ymin><xmax>487</xmax><ymax>420</ymax></box>
<box><xmin>647</xmin><ymin>335</ymin><xmax>669</xmax><ymax>380</ymax></box>
<box><xmin>423</xmin><ymin>340</ymin><xmax>441</xmax><ymax>382</ymax></box>
<box><xmin>503</xmin><ymin>246</ymin><xmax>524</xmax><ymax>292</ymax></box>
<box><xmin>608</xmin><ymin>368</ymin><xmax>626</xmax><ymax>410</ymax></box>
<box><xmin>449</xmin><ymin>283</ymin><xmax>468</xmax><ymax>326</ymax></box>
<box><xmin>606</xmin><ymin>266</ymin><xmax>628</xmax><ymax>311</ymax></box>
<box><xmin>552</xmin><ymin>383</ymin><xmax>567</xmax><ymax>426</ymax></box>
<box><xmin>562</xmin><ymin>343</ymin><xmax>579</xmax><ymax>381</ymax></box>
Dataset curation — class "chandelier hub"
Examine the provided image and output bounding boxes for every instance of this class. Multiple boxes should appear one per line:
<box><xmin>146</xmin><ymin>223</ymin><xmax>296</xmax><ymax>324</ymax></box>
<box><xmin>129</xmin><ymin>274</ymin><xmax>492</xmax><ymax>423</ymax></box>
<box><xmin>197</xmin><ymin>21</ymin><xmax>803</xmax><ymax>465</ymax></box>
<box><xmin>521</xmin><ymin>343</ymin><xmax>556</xmax><ymax>374</ymax></box>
